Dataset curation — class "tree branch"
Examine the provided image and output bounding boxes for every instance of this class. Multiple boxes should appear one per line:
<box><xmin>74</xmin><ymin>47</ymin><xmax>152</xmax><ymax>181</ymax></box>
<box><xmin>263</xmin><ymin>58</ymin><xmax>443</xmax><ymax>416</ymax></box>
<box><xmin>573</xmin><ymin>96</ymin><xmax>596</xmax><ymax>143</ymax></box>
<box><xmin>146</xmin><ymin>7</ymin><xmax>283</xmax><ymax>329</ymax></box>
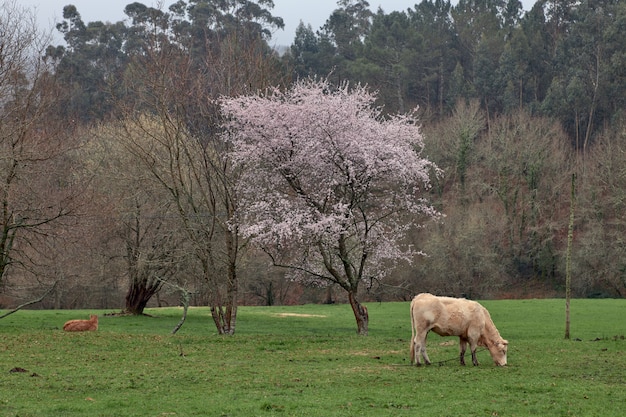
<box><xmin>0</xmin><ymin>281</ymin><xmax>57</xmax><ymax>319</ymax></box>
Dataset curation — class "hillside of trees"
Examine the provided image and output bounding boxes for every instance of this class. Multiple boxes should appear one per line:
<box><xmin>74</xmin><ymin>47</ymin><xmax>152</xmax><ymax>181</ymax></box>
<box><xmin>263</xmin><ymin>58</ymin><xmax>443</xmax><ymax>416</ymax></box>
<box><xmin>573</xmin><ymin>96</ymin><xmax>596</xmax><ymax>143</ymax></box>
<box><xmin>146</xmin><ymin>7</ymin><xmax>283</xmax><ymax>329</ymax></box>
<box><xmin>1</xmin><ymin>0</ymin><xmax>625</xmax><ymax>321</ymax></box>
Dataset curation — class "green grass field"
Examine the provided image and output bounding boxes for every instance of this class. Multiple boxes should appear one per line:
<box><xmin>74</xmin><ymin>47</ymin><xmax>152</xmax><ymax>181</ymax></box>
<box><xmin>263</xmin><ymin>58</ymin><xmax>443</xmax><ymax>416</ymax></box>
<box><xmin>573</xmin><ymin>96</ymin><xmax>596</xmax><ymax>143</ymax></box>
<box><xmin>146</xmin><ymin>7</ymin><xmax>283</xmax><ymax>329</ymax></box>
<box><xmin>1</xmin><ymin>299</ymin><xmax>625</xmax><ymax>416</ymax></box>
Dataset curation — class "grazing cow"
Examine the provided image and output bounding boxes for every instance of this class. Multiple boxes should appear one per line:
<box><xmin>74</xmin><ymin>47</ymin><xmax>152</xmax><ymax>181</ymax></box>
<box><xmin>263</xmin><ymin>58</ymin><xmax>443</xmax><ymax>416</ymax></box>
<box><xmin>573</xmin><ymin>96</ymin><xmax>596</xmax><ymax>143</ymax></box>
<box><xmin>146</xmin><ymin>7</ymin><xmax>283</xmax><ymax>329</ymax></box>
<box><xmin>63</xmin><ymin>314</ymin><xmax>99</xmax><ymax>332</ymax></box>
<box><xmin>410</xmin><ymin>293</ymin><xmax>508</xmax><ymax>366</ymax></box>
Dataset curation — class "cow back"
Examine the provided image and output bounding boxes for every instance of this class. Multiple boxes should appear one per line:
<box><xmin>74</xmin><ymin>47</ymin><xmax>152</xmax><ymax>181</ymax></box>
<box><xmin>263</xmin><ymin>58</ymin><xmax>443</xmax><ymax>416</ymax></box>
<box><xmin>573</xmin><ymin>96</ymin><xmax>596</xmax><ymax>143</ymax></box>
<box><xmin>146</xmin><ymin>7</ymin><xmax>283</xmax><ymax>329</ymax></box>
<box><xmin>411</xmin><ymin>293</ymin><xmax>486</xmax><ymax>338</ymax></box>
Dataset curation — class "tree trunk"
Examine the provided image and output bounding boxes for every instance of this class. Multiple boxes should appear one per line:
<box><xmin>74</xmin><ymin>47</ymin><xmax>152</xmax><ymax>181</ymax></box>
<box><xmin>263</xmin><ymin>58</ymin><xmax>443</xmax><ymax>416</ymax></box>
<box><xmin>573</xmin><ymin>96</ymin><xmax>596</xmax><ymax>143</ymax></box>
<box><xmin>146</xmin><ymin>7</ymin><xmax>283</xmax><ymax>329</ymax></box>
<box><xmin>125</xmin><ymin>281</ymin><xmax>158</xmax><ymax>315</ymax></box>
<box><xmin>348</xmin><ymin>291</ymin><xmax>369</xmax><ymax>336</ymax></box>
<box><xmin>583</xmin><ymin>45</ymin><xmax>601</xmax><ymax>159</ymax></box>
<box><xmin>210</xmin><ymin>303</ymin><xmax>237</xmax><ymax>335</ymax></box>
<box><xmin>438</xmin><ymin>55</ymin><xmax>444</xmax><ymax>116</ymax></box>
<box><xmin>396</xmin><ymin>74</ymin><xmax>405</xmax><ymax>114</ymax></box>
<box><xmin>209</xmin><ymin>250</ymin><xmax>238</xmax><ymax>335</ymax></box>
<box><xmin>324</xmin><ymin>286</ymin><xmax>335</xmax><ymax>304</ymax></box>
<box><xmin>565</xmin><ymin>173</ymin><xmax>576</xmax><ymax>340</ymax></box>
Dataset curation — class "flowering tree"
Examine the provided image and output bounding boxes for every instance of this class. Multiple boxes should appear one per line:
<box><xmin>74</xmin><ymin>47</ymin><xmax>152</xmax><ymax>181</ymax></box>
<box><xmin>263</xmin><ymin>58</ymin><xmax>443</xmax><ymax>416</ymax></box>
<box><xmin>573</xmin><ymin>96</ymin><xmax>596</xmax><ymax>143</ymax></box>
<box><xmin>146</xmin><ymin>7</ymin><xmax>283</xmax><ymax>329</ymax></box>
<box><xmin>222</xmin><ymin>79</ymin><xmax>440</xmax><ymax>335</ymax></box>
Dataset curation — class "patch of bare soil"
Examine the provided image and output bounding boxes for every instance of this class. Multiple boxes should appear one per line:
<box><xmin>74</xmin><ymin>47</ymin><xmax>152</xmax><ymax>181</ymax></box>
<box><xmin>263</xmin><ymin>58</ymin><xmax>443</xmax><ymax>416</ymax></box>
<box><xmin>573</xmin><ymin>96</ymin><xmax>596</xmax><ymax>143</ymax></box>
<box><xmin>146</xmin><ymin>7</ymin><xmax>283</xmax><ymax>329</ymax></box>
<box><xmin>103</xmin><ymin>311</ymin><xmax>155</xmax><ymax>317</ymax></box>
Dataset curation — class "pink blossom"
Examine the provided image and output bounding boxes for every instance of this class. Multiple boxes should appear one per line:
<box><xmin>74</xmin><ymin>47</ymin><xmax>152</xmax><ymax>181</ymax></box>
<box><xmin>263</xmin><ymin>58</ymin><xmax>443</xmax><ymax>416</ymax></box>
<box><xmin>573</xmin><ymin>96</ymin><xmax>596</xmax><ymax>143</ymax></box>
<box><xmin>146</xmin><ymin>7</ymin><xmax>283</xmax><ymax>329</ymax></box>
<box><xmin>221</xmin><ymin>79</ymin><xmax>441</xmax><ymax>290</ymax></box>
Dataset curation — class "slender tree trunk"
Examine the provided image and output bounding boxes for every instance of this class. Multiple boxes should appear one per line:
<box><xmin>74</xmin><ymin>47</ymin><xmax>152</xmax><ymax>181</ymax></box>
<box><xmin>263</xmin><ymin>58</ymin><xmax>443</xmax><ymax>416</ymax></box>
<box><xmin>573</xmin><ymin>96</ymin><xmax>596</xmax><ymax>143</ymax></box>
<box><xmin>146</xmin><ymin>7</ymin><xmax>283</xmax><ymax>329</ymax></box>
<box><xmin>266</xmin><ymin>281</ymin><xmax>275</xmax><ymax>306</ymax></box>
<box><xmin>223</xmin><ymin>230</ymin><xmax>239</xmax><ymax>334</ymax></box>
<box><xmin>210</xmin><ymin>302</ymin><xmax>237</xmax><ymax>335</ymax></box>
<box><xmin>223</xmin><ymin>269</ymin><xmax>238</xmax><ymax>334</ymax></box>
<box><xmin>484</xmin><ymin>96</ymin><xmax>491</xmax><ymax>131</ymax></box>
<box><xmin>575</xmin><ymin>111</ymin><xmax>580</xmax><ymax>150</ymax></box>
<box><xmin>565</xmin><ymin>173</ymin><xmax>576</xmax><ymax>340</ymax></box>
<box><xmin>324</xmin><ymin>286</ymin><xmax>334</xmax><ymax>304</ymax></box>
<box><xmin>209</xmin><ymin>240</ymin><xmax>238</xmax><ymax>335</ymax></box>
<box><xmin>438</xmin><ymin>56</ymin><xmax>444</xmax><ymax>116</ymax></box>
<box><xmin>583</xmin><ymin>46</ymin><xmax>601</xmax><ymax>158</ymax></box>
<box><xmin>519</xmin><ymin>77</ymin><xmax>523</xmax><ymax>110</ymax></box>
<box><xmin>348</xmin><ymin>291</ymin><xmax>369</xmax><ymax>336</ymax></box>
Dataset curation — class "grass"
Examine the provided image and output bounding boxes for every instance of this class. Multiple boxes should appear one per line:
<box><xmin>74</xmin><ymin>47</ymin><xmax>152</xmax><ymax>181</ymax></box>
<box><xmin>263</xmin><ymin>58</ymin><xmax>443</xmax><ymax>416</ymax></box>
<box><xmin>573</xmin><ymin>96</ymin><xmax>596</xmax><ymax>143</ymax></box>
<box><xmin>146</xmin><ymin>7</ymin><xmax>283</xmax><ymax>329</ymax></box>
<box><xmin>1</xmin><ymin>299</ymin><xmax>625</xmax><ymax>416</ymax></box>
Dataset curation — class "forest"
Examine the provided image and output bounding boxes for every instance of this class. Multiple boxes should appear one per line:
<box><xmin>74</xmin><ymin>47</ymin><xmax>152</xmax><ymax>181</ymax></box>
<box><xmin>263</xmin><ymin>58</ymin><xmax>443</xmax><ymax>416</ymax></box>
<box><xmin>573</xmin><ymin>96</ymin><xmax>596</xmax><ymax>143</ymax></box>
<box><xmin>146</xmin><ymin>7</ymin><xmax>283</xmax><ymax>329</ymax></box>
<box><xmin>1</xmin><ymin>0</ymin><xmax>625</xmax><ymax>332</ymax></box>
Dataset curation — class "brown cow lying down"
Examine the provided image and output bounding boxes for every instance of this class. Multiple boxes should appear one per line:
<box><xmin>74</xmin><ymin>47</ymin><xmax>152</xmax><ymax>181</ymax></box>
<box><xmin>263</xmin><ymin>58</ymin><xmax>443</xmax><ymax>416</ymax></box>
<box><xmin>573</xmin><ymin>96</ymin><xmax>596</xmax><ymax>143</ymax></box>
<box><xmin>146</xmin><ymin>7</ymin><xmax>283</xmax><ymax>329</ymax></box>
<box><xmin>63</xmin><ymin>314</ymin><xmax>98</xmax><ymax>332</ymax></box>
<box><xmin>410</xmin><ymin>293</ymin><xmax>508</xmax><ymax>366</ymax></box>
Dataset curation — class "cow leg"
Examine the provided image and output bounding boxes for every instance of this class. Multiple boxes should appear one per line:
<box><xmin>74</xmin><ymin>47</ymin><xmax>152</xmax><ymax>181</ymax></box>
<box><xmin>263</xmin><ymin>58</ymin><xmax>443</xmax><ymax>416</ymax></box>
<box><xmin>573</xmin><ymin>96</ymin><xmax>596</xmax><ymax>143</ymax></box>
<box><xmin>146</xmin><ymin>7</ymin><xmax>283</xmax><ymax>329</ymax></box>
<box><xmin>411</xmin><ymin>336</ymin><xmax>421</xmax><ymax>366</ymax></box>
<box><xmin>412</xmin><ymin>333</ymin><xmax>424</xmax><ymax>366</ymax></box>
<box><xmin>421</xmin><ymin>344</ymin><xmax>432</xmax><ymax>366</ymax></box>
<box><xmin>459</xmin><ymin>338</ymin><xmax>467</xmax><ymax>366</ymax></box>
<box><xmin>420</xmin><ymin>333</ymin><xmax>432</xmax><ymax>365</ymax></box>
<box><xmin>412</xmin><ymin>330</ymin><xmax>431</xmax><ymax>366</ymax></box>
<box><xmin>413</xmin><ymin>335</ymin><xmax>429</xmax><ymax>366</ymax></box>
<box><xmin>470</xmin><ymin>341</ymin><xmax>480</xmax><ymax>366</ymax></box>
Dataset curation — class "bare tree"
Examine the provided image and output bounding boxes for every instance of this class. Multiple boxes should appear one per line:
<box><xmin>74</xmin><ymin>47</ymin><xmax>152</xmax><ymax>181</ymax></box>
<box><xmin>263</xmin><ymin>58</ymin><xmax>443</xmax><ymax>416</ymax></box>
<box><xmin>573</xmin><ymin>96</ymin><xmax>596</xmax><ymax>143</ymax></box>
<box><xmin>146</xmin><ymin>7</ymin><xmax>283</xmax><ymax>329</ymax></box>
<box><xmin>0</xmin><ymin>1</ymin><xmax>77</xmax><ymax>307</ymax></box>
<box><xmin>77</xmin><ymin>125</ymin><xmax>188</xmax><ymax>314</ymax></box>
<box><xmin>113</xmin><ymin>32</ymin><xmax>243</xmax><ymax>330</ymax></box>
<box><xmin>478</xmin><ymin>111</ymin><xmax>572</xmax><ymax>281</ymax></box>
<box><xmin>420</xmin><ymin>107</ymin><xmax>572</xmax><ymax>296</ymax></box>
<box><xmin>116</xmin><ymin>84</ymin><xmax>241</xmax><ymax>332</ymax></box>
<box><xmin>113</xmin><ymin>2</ymin><xmax>285</xmax><ymax>333</ymax></box>
<box><xmin>574</xmin><ymin>121</ymin><xmax>626</xmax><ymax>298</ymax></box>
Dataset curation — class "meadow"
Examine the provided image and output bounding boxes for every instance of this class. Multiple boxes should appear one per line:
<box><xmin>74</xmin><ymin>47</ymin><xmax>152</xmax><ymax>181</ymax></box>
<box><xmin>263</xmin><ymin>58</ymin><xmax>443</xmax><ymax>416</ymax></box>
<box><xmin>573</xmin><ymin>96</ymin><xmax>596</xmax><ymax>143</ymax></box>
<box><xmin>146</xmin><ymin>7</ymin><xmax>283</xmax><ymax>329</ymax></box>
<box><xmin>1</xmin><ymin>299</ymin><xmax>625</xmax><ymax>416</ymax></box>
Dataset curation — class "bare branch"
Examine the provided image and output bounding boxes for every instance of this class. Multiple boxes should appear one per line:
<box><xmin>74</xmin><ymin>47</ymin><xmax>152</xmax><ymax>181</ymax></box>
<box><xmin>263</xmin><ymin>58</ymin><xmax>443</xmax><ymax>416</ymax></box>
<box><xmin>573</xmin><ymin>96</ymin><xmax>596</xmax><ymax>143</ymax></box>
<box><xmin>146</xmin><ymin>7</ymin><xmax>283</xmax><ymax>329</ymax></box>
<box><xmin>0</xmin><ymin>281</ymin><xmax>57</xmax><ymax>319</ymax></box>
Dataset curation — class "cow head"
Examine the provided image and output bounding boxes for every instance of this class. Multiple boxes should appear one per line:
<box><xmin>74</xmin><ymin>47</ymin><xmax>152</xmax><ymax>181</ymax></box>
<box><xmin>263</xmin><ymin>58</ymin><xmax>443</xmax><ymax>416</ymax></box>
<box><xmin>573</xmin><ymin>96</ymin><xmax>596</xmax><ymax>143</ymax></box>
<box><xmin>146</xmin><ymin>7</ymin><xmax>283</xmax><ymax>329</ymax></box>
<box><xmin>489</xmin><ymin>339</ymin><xmax>508</xmax><ymax>366</ymax></box>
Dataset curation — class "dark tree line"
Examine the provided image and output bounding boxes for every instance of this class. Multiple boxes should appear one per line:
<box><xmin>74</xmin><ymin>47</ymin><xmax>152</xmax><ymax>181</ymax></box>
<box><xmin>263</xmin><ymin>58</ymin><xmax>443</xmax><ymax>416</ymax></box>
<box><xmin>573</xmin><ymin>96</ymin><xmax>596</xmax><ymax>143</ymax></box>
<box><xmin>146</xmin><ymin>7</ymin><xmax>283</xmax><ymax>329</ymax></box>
<box><xmin>45</xmin><ymin>1</ymin><xmax>285</xmax><ymax>123</ymax></box>
<box><xmin>287</xmin><ymin>0</ymin><xmax>626</xmax><ymax>147</ymax></box>
<box><xmin>45</xmin><ymin>0</ymin><xmax>626</xmax><ymax>147</ymax></box>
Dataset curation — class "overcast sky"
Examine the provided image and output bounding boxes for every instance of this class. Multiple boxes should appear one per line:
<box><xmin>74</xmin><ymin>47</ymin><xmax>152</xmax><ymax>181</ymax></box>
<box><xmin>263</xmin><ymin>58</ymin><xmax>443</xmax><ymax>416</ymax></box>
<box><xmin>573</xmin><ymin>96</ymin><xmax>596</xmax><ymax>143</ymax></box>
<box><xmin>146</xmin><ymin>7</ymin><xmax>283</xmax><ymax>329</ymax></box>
<box><xmin>23</xmin><ymin>0</ymin><xmax>536</xmax><ymax>47</ymax></box>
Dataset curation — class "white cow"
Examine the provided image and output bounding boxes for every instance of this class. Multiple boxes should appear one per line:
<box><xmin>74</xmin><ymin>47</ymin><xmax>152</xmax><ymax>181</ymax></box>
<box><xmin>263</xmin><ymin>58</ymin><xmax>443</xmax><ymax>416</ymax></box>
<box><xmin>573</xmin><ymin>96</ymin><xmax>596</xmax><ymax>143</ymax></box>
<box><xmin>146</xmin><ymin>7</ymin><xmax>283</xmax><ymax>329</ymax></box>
<box><xmin>410</xmin><ymin>293</ymin><xmax>508</xmax><ymax>366</ymax></box>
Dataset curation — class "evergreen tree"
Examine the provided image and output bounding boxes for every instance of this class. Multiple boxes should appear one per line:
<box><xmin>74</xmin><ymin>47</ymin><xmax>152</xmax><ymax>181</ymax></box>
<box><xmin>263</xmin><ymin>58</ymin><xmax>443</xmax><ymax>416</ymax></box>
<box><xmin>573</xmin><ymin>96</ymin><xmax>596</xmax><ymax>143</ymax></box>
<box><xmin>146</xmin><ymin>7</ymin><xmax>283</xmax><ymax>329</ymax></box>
<box><xmin>321</xmin><ymin>0</ymin><xmax>372</xmax><ymax>61</ymax></box>
<box><xmin>408</xmin><ymin>0</ymin><xmax>458</xmax><ymax>115</ymax></box>
<box><xmin>48</xmin><ymin>6</ymin><xmax>127</xmax><ymax>122</ymax></box>
<box><xmin>356</xmin><ymin>10</ymin><xmax>421</xmax><ymax>113</ymax></box>
<box><xmin>289</xmin><ymin>22</ymin><xmax>336</xmax><ymax>78</ymax></box>
<box><xmin>452</xmin><ymin>0</ymin><xmax>507</xmax><ymax>121</ymax></box>
<box><xmin>543</xmin><ymin>0</ymin><xmax>626</xmax><ymax>149</ymax></box>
